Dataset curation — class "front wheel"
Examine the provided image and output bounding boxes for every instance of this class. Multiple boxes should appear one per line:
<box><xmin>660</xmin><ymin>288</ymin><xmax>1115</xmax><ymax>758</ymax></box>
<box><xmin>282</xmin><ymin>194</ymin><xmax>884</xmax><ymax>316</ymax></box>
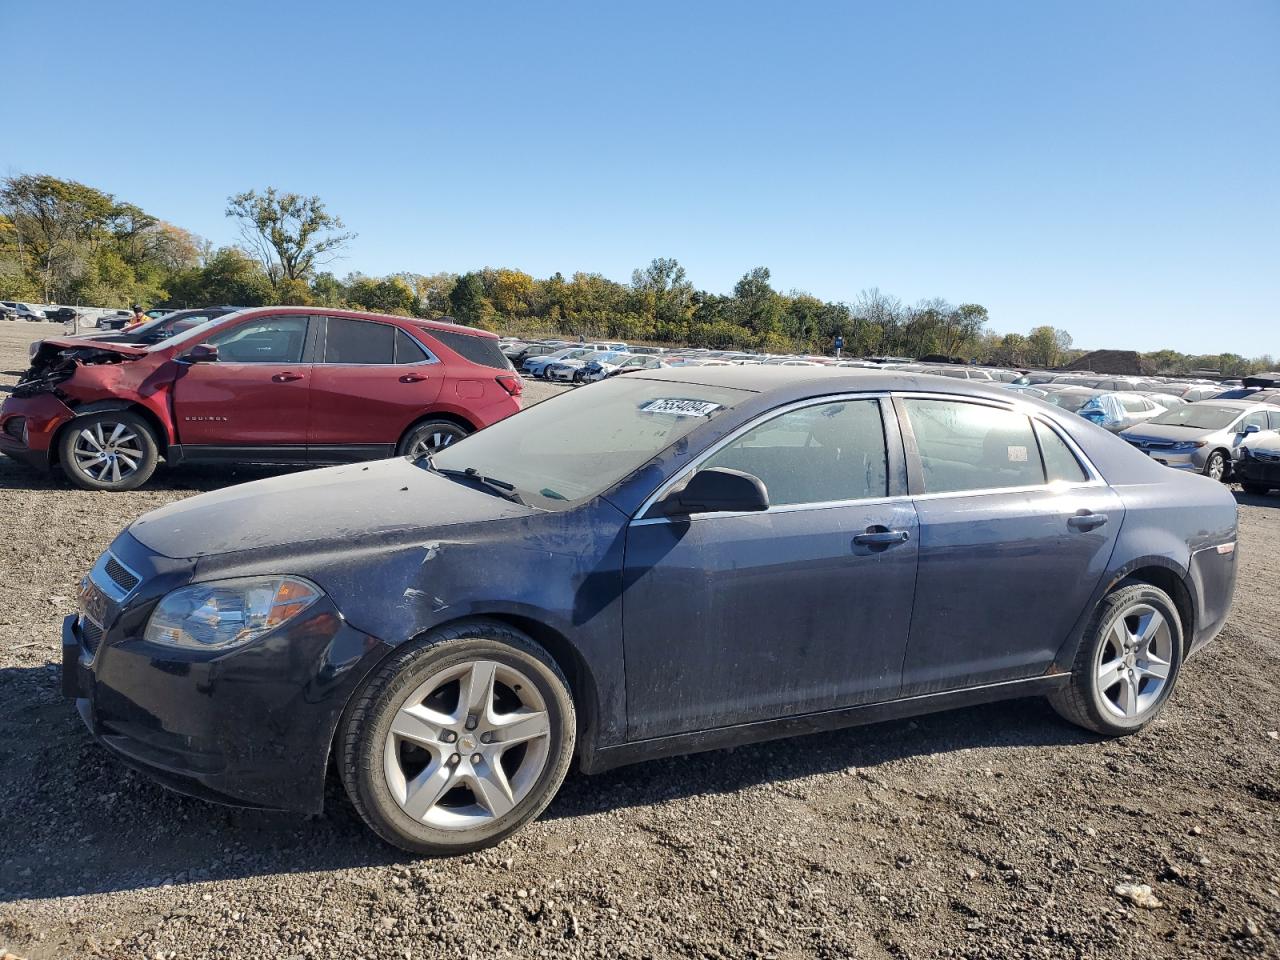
<box><xmin>58</xmin><ymin>411</ymin><xmax>159</xmax><ymax>491</ymax></box>
<box><xmin>1203</xmin><ymin>450</ymin><xmax>1229</xmax><ymax>482</ymax></box>
<box><xmin>1049</xmin><ymin>583</ymin><xmax>1184</xmax><ymax>736</ymax></box>
<box><xmin>397</xmin><ymin>420</ymin><xmax>470</xmax><ymax>459</ymax></box>
<box><xmin>339</xmin><ymin>621</ymin><xmax>576</xmax><ymax>854</ymax></box>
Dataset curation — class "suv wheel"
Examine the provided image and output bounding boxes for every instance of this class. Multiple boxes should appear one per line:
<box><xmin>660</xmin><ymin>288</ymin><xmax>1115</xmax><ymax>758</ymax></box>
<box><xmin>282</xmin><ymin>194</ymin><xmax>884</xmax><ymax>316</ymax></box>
<box><xmin>1049</xmin><ymin>583</ymin><xmax>1184</xmax><ymax>736</ymax></box>
<box><xmin>397</xmin><ymin>420</ymin><xmax>469</xmax><ymax>459</ymax></box>
<box><xmin>58</xmin><ymin>411</ymin><xmax>159</xmax><ymax>491</ymax></box>
<box><xmin>1203</xmin><ymin>450</ymin><xmax>1229</xmax><ymax>482</ymax></box>
<box><xmin>339</xmin><ymin>621</ymin><xmax>576</xmax><ymax>854</ymax></box>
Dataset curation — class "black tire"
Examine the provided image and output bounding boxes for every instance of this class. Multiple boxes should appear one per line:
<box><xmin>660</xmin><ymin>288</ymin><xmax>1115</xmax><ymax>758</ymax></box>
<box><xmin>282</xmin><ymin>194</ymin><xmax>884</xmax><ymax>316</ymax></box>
<box><xmin>1049</xmin><ymin>583</ymin><xmax>1185</xmax><ymax>736</ymax></box>
<box><xmin>339</xmin><ymin>620</ymin><xmax>576</xmax><ymax>855</ymax></box>
<box><xmin>58</xmin><ymin>411</ymin><xmax>159</xmax><ymax>491</ymax></box>
<box><xmin>396</xmin><ymin>419</ymin><xmax>470</xmax><ymax>459</ymax></box>
<box><xmin>1241</xmin><ymin>482</ymin><xmax>1272</xmax><ymax>496</ymax></box>
<box><xmin>1203</xmin><ymin>450</ymin><xmax>1229</xmax><ymax>482</ymax></box>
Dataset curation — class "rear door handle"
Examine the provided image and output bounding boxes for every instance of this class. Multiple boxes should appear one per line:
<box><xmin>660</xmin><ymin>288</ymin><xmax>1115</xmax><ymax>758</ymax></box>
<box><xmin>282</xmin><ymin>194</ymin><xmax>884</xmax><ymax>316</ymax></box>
<box><xmin>852</xmin><ymin>527</ymin><xmax>911</xmax><ymax>547</ymax></box>
<box><xmin>399</xmin><ymin>373</ymin><xmax>428</xmax><ymax>383</ymax></box>
<box><xmin>1068</xmin><ymin>512</ymin><xmax>1109</xmax><ymax>531</ymax></box>
<box><xmin>272</xmin><ymin>372</ymin><xmax>304</xmax><ymax>383</ymax></box>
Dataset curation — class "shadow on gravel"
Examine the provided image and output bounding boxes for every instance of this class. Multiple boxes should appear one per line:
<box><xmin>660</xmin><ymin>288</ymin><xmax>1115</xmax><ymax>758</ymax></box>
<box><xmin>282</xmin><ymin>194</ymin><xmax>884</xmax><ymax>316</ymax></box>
<box><xmin>0</xmin><ymin>458</ymin><xmax>309</xmax><ymax>493</ymax></box>
<box><xmin>0</xmin><ymin>655</ymin><xmax>1092</xmax><ymax>905</ymax></box>
<box><xmin>1234</xmin><ymin>489</ymin><xmax>1280</xmax><ymax>509</ymax></box>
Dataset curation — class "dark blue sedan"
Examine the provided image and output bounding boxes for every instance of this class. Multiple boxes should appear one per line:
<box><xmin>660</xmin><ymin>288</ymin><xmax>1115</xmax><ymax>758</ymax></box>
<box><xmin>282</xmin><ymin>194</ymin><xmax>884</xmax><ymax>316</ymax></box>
<box><xmin>63</xmin><ymin>367</ymin><xmax>1239</xmax><ymax>853</ymax></box>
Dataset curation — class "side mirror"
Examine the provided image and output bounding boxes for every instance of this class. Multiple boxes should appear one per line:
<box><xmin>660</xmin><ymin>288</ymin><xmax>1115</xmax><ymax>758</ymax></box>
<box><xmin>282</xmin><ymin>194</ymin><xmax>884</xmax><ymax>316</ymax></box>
<box><xmin>182</xmin><ymin>343</ymin><xmax>219</xmax><ymax>363</ymax></box>
<box><xmin>1242</xmin><ymin>424</ymin><xmax>1261</xmax><ymax>435</ymax></box>
<box><xmin>657</xmin><ymin>467</ymin><xmax>769</xmax><ymax>517</ymax></box>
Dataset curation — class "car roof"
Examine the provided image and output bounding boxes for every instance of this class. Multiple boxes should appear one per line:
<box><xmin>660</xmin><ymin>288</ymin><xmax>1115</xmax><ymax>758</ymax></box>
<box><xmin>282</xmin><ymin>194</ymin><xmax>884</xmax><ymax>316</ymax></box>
<box><xmin>232</xmin><ymin>305</ymin><xmax>498</xmax><ymax>340</ymax></box>
<box><xmin>627</xmin><ymin>364</ymin><xmax>1038</xmax><ymax>400</ymax></box>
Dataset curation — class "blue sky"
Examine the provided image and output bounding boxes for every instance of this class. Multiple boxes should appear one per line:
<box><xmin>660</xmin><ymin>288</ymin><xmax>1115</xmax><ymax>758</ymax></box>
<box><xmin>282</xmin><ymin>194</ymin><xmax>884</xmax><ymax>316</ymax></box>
<box><xmin>2</xmin><ymin>0</ymin><xmax>1276</xmax><ymax>355</ymax></box>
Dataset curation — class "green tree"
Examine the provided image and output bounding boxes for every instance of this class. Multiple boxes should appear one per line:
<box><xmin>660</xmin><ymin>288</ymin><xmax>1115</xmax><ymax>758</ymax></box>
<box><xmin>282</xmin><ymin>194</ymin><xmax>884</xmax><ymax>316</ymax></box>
<box><xmin>449</xmin><ymin>271</ymin><xmax>493</xmax><ymax>327</ymax></box>
<box><xmin>226</xmin><ymin>188</ymin><xmax>354</xmax><ymax>293</ymax></box>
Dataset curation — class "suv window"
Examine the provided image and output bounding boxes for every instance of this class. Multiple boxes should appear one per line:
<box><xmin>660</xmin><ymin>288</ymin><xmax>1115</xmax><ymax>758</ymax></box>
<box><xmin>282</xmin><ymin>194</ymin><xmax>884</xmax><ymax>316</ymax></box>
<box><xmin>704</xmin><ymin>400</ymin><xmax>888</xmax><ymax>506</ymax></box>
<box><xmin>324</xmin><ymin>317</ymin><xmax>395</xmax><ymax>364</ymax></box>
<box><xmin>395</xmin><ymin>329</ymin><xmax>430</xmax><ymax>363</ymax></box>
<box><xmin>1034</xmin><ymin>420</ymin><xmax>1088</xmax><ymax>483</ymax></box>
<box><xmin>426</xmin><ymin>329</ymin><xmax>512</xmax><ymax>370</ymax></box>
<box><xmin>209</xmin><ymin>316</ymin><xmax>308</xmax><ymax>363</ymax></box>
<box><xmin>902</xmin><ymin>398</ymin><xmax>1044</xmax><ymax>494</ymax></box>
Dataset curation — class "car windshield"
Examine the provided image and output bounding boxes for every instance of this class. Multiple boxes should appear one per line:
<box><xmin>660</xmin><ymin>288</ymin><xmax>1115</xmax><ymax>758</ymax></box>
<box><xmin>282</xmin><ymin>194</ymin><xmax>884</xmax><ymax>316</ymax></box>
<box><xmin>1147</xmin><ymin>405</ymin><xmax>1243</xmax><ymax>430</ymax></box>
<box><xmin>428</xmin><ymin>377</ymin><xmax>750</xmax><ymax>507</ymax></box>
<box><xmin>150</xmin><ymin>310</ymin><xmax>250</xmax><ymax>351</ymax></box>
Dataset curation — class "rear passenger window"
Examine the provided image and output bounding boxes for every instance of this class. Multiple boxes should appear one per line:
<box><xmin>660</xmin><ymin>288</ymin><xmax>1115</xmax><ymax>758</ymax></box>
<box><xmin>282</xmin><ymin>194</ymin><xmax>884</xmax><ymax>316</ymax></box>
<box><xmin>1269</xmin><ymin>412</ymin><xmax>1280</xmax><ymax>430</ymax></box>
<box><xmin>395</xmin><ymin>329</ymin><xmax>430</xmax><ymax>364</ymax></box>
<box><xmin>902</xmin><ymin>399</ymin><xmax>1045</xmax><ymax>494</ymax></box>
<box><xmin>1034</xmin><ymin>420</ymin><xmax>1088</xmax><ymax>483</ymax></box>
<box><xmin>704</xmin><ymin>400</ymin><xmax>888</xmax><ymax>506</ymax></box>
<box><xmin>324</xmin><ymin>317</ymin><xmax>395</xmax><ymax>364</ymax></box>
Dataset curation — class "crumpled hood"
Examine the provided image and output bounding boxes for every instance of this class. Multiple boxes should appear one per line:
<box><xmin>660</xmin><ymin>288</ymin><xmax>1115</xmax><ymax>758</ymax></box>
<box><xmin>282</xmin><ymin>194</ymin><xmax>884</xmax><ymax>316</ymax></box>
<box><xmin>128</xmin><ymin>458</ymin><xmax>533</xmax><ymax>559</ymax></box>
<box><xmin>1120</xmin><ymin>422</ymin><xmax>1212</xmax><ymax>442</ymax></box>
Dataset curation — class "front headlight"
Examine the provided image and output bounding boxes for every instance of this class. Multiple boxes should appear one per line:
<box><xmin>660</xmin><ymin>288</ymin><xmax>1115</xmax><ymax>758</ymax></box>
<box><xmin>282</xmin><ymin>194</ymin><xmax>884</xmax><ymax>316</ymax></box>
<box><xmin>144</xmin><ymin>576</ymin><xmax>323</xmax><ymax>650</ymax></box>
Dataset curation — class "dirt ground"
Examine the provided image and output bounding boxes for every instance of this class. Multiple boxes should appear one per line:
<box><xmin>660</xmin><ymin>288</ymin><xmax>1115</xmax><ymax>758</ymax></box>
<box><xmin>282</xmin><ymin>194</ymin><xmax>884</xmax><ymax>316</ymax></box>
<box><xmin>0</xmin><ymin>320</ymin><xmax>1276</xmax><ymax>960</ymax></box>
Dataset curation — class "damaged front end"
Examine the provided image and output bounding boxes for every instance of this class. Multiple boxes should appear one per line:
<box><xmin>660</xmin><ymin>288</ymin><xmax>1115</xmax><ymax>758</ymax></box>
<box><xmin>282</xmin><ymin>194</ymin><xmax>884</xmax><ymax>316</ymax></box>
<box><xmin>15</xmin><ymin>340</ymin><xmax>147</xmax><ymax>399</ymax></box>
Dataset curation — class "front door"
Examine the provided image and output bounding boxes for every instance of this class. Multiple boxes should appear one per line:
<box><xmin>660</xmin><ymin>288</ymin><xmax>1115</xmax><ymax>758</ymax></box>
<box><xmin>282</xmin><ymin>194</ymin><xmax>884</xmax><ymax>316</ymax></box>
<box><xmin>623</xmin><ymin>397</ymin><xmax>919</xmax><ymax>740</ymax></box>
<box><xmin>170</xmin><ymin>314</ymin><xmax>313</xmax><ymax>448</ymax></box>
<box><xmin>895</xmin><ymin>396</ymin><xmax>1124</xmax><ymax>694</ymax></box>
<box><xmin>307</xmin><ymin>316</ymin><xmax>443</xmax><ymax>453</ymax></box>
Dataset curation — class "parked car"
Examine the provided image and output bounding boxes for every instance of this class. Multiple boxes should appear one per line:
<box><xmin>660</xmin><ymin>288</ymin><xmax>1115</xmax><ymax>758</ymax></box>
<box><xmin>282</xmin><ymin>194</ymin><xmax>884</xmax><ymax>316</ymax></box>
<box><xmin>522</xmin><ymin>348</ymin><xmax>594</xmax><ymax>378</ymax></box>
<box><xmin>27</xmin><ymin>307</ymin><xmax>245</xmax><ymax>361</ymax></box>
<box><xmin>0</xmin><ymin>308</ymin><xmax>522</xmax><ymax>490</ymax></box>
<box><xmin>582</xmin><ymin>354</ymin><xmax>668</xmax><ymax>382</ymax></box>
<box><xmin>1040</xmin><ymin>386</ymin><xmax>1104</xmax><ymax>413</ymax></box>
<box><xmin>1076</xmin><ymin>392</ymin><xmax>1167</xmax><ymax>433</ymax></box>
<box><xmin>1119</xmin><ymin>400</ymin><xmax>1280</xmax><ymax>480</ymax></box>
<box><xmin>45</xmin><ymin>306</ymin><xmax>79</xmax><ymax>323</ymax></box>
<box><xmin>1234</xmin><ymin>431</ymin><xmax>1280</xmax><ymax>495</ymax></box>
<box><xmin>59</xmin><ymin>367</ymin><xmax>1239</xmax><ymax>854</ymax></box>
<box><xmin>96</xmin><ymin>310</ymin><xmax>133</xmax><ymax>330</ymax></box>
<box><xmin>0</xmin><ymin>302</ymin><xmax>15</xmax><ymax>321</ymax></box>
<box><xmin>546</xmin><ymin>351</ymin><xmax>629</xmax><ymax>382</ymax></box>
<box><xmin>2</xmin><ymin>301</ymin><xmax>47</xmax><ymax>321</ymax></box>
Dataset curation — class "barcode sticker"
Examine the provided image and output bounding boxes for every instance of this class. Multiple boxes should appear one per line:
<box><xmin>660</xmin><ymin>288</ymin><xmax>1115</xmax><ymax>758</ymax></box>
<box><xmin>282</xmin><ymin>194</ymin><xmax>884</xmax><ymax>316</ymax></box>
<box><xmin>639</xmin><ymin>399</ymin><xmax>723</xmax><ymax>418</ymax></box>
<box><xmin>1008</xmin><ymin>445</ymin><xmax>1029</xmax><ymax>463</ymax></box>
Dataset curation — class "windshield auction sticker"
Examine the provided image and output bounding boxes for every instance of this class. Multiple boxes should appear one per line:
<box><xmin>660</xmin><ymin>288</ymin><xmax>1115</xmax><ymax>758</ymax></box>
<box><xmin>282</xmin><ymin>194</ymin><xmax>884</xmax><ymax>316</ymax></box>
<box><xmin>639</xmin><ymin>399</ymin><xmax>724</xmax><ymax>418</ymax></box>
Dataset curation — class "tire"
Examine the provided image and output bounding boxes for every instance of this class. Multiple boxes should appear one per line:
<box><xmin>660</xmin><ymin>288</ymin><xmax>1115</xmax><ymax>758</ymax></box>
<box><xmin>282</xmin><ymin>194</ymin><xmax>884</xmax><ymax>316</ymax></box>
<box><xmin>1241</xmin><ymin>482</ymin><xmax>1272</xmax><ymax>496</ymax></box>
<box><xmin>1203</xmin><ymin>450</ymin><xmax>1229</xmax><ymax>482</ymax></box>
<box><xmin>339</xmin><ymin>621</ymin><xmax>576</xmax><ymax>855</ymax></box>
<box><xmin>58</xmin><ymin>411</ymin><xmax>159</xmax><ymax>491</ymax></box>
<box><xmin>396</xmin><ymin>419</ymin><xmax>470</xmax><ymax>459</ymax></box>
<box><xmin>1049</xmin><ymin>583</ymin><xmax>1184</xmax><ymax>736</ymax></box>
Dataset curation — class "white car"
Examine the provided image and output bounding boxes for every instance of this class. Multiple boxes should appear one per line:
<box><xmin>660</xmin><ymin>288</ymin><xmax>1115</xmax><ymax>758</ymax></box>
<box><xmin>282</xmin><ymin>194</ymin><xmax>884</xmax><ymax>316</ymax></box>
<box><xmin>546</xmin><ymin>351</ymin><xmax>629</xmax><ymax>382</ymax></box>
<box><xmin>522</xmin><ymin>348</ymin><xmax>595</xmax><ymax>377</ymax></box>
<box><xmin>2</xmin><ymin>301</ymin><xmax>46</xmax><ymax>321</ymax></box>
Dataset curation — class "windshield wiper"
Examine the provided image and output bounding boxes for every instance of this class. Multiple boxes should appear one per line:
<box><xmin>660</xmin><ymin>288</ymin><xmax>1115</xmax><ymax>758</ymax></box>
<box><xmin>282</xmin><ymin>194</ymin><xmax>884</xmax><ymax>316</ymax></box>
<box><xmin>429</xmin><ymin>463</ymin><xmax>526</xmax><ymax>505</ymax></box>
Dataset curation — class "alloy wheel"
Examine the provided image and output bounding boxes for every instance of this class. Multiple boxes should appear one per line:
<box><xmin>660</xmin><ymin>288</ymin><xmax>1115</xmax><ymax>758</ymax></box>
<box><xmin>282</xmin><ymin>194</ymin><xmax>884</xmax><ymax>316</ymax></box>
<box><xmin>1206</xmin><ymin>453</ymin><xmax>1226</xmax><ymax>481</ymax></box>
<box><xmin>72</xmin><ymin>421</ymin><xmax>145</xmax><ymax>484</ymax></box>
<box><xmin>1094</xmin><ymin>602</ymin><xmax>1174</xmax><ymax>720</ymax></box>
<box><xmin>383</xmin><ymin>659</ymin><xmax>552</xmax><ymax>830</ymax></box>
<box><xmin>409</xmin><ymin>429</ymin><xmax>461</xmax><ymax>458</ymax></box>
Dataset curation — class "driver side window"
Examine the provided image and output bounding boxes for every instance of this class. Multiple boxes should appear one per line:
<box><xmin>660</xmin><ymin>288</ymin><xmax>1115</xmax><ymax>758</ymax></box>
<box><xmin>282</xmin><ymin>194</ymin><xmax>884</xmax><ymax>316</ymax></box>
<box><xmin>208</xmin><ymin>316</ymin><xmax>309</xmax><ymax>363</ymax></box>
<box><xmin>703</xmin><ymin>400</ymin><xmax>889</xmax><ymax>506</ymax></box>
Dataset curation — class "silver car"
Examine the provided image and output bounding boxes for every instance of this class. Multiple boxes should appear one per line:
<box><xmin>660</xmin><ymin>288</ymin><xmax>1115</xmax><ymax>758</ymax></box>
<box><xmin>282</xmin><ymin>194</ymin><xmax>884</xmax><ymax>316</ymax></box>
<box><xmin>1119</xmin><ymin>400</ymin><xmax>1280</xmax><ymax>480</ymax></box>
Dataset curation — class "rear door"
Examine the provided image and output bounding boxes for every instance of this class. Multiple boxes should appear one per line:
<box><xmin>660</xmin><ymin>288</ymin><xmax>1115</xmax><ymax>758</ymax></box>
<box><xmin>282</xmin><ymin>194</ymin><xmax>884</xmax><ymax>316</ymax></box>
<box><xmin>170</xmin><ymin>313</ymin><xmax>313</xmax><ymax>447</ymax></box>
<box><xmin>306</xmin><ymin>316</ymin><xmax>442</xmax><ymax>455</ymax></box>
<box><xmin>896</xmin><ymin>396</ymin><xmax>1124</xmax><ymax>694</ymax></box>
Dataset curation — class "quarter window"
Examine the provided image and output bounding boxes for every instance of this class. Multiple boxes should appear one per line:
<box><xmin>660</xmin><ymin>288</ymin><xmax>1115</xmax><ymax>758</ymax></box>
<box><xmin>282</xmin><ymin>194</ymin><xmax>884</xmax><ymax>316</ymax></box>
<box><xmin>703</xmin><ymin>400</ymin><xmax>889</xmax><ymax>506</ymax></box>
<box><xmin>324</xmin><ymin>317</ymin><xmax>396</xmax><ymax>364</ymax></box>
<box><xmin>208</xmin><ymin>316</ymin><xmax>308</xmax><ymax>363</ymax></box>
<box><xmin>902</xmin><ymin>398</ymin><xmax>1044</xmax><ymax>494</ymax></box>
<box><xmin>1034</xmin><ymin>420</ymin><xmax>1088</xmax><ymax>483</ymax></box>
<box><xmin>395</xmin><ymin>329</ymin><xmax>430</xmax><ymax>363</ymax></box>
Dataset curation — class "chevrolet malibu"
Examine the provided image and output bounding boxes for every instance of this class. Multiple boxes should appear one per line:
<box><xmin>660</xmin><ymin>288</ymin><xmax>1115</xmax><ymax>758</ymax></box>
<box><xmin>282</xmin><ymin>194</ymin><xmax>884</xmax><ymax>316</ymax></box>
<box><xmin>63</xmin><ymin>367</ymin><xmax>1239</xmax><ymax>854</ymax></box>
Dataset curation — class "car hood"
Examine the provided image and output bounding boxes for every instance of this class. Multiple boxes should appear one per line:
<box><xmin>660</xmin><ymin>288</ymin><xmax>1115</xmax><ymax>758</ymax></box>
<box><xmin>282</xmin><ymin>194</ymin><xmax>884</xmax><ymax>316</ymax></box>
<box><xmin>1120</xmin><ymin>422</ymin><xmax>1216</xmax><ymax>441</ymax></box>
<box><xmin>128</xmin><ymin>457</ymin><xmax>534</xmax><ymax>560</ymax></box>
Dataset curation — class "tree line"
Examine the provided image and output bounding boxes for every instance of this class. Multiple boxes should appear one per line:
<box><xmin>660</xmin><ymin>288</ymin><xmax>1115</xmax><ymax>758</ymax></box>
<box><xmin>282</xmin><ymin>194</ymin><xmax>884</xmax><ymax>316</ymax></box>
<box><xmin>0</xmin><ymin>173</ymin><xmax>1272</xmax><ymax>375</ymax></box>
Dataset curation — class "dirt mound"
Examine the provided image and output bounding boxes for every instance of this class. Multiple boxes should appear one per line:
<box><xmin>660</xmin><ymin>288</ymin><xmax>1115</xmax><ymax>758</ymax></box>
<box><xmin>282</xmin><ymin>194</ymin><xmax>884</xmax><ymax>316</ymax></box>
<box><xmin>1063</xmin><ymin>349</ymin><xmax>1151</xmax><ymax>375</ymax></box>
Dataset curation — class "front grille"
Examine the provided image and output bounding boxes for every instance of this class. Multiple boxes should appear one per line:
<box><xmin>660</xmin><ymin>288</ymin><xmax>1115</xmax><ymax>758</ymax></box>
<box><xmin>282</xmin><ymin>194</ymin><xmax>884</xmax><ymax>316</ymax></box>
<box><xmin>1126</xmin><ymin>438</ymin><xmax>1176</xmax><ymax>450</ymax></box>
<box><xmin>104</xmin><ymin>556</ymin><xmax>139</xmax><ymax>593</ymax></box>
<box><xmin>2</xmin><ymin>416</ymin><xmax>24</xmax><ymax>442</ymax></box>
<box><xmin>80</xmin><ymin>617</ymin><xmax>103</xmax><ymax>654</ymax></box>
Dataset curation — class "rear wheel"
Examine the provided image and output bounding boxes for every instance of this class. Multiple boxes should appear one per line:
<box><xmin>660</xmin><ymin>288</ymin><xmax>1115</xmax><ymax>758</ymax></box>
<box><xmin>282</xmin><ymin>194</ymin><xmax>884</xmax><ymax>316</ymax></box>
<box><xmin>1049</xmin><ymin>583</ymin><xmax>1184</xmax><ymax>736</ymax></box>
<box><xmin>340</xmin><ymin>621</ymin><xmax>575</xmax><ymax>854</ymax></box>
<box><xmin>397</xmin><ymin>420</ymin><xmax>470</xmax><ymax>459</ymax></box>
<box><xmin>1203</xmin><ymin>450</ymin><xmax>1229</xmax><ymax>482</ymax></box>
<box><xmin>58</xmin><ymin>411</ymin><xmax>158</xmax><ymax>491</ymax></box>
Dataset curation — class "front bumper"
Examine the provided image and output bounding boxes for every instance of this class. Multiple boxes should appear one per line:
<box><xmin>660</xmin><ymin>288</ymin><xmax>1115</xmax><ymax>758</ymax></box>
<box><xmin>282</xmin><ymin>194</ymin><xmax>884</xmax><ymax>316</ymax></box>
<box><xmin>1235</xmin><ymin>455</ymin><xmax>1280</xmax><ymax>489</ymax></box>
<box><xmin>1122</xmin><ymin>442</ymin><xmax>1207</xmax><ymax>472</ymax></box>
<box><xmin>0</xmin><ymin>392</ymin><xmax>75</xmax><ymax>470</ymax></box>
<box><xmin>62</xmin><ymin>537</ymin><xmax>393</xmax><ymax>813</ymax></box>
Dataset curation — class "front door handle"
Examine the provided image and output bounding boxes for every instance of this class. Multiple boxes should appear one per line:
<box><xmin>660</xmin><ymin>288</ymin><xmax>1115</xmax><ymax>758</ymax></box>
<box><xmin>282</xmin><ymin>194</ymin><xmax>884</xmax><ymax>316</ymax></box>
<box><xmin>1068</xmin><ymin>511</ymin><xmax>1109</xmax><ymax>531</ymax></box>
<box><xmin>852</xmin><ymin>527</ymin><xmax>911</xmax><ymax>548</ymax></box>
<box><xmin>399</xmin><ymin>373</ymin><xmax>428</xmax><ymax>383</ymax></box>
<box><xmin>272</xmin><ymin>372</ymin><xmax>304</xmax><ymax>383</ymax></box>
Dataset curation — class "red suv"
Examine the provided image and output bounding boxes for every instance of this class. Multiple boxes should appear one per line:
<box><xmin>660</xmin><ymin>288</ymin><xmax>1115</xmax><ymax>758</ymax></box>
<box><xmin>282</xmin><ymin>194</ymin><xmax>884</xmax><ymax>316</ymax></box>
<box><xmin>0</xmin><ymin>307</ymin><xmax>523</xmax><ymax>491</ymax></box>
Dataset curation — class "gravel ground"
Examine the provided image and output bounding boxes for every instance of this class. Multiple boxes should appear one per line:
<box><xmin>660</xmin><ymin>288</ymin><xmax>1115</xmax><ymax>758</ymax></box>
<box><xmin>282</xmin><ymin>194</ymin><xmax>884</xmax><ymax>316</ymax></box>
<box><xmin>0</xmin><ymin>320</ymin><xmax>1277</xmax><ymax>960</ymax></box>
